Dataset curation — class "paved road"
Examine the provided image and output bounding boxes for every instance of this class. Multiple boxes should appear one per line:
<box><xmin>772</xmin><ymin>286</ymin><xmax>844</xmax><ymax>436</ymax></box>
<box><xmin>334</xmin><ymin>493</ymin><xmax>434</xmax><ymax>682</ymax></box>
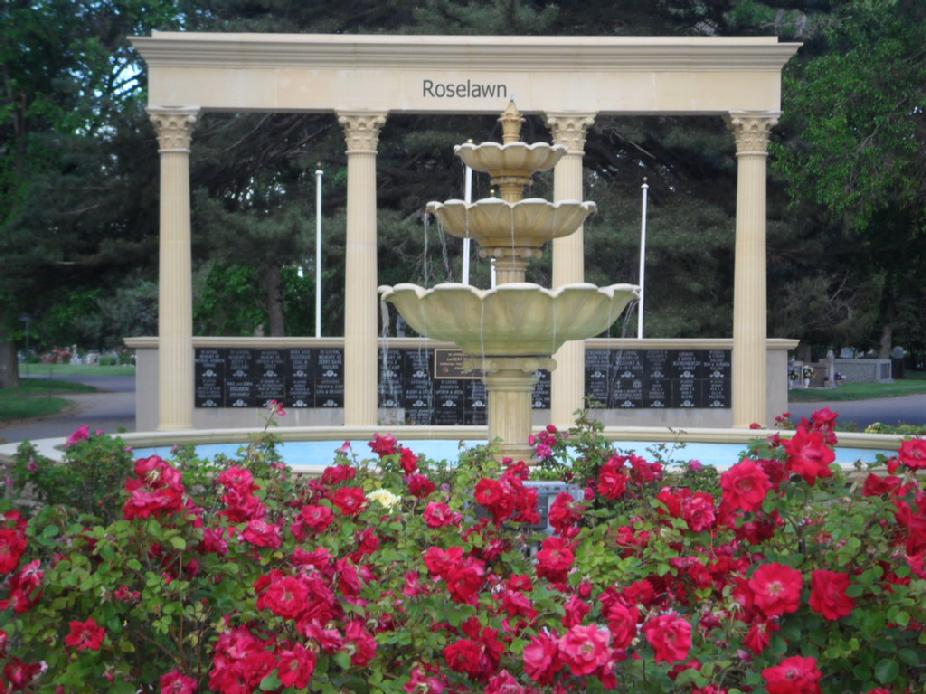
<box><xmin>0</xmin><ymin>374</ymin><xmax>135</xmax><ymax>444</ymax></box>
<box><xmin>788</xmin><ymin>393</ymin><xmax>926</xmax><ymax>428</ymax></box>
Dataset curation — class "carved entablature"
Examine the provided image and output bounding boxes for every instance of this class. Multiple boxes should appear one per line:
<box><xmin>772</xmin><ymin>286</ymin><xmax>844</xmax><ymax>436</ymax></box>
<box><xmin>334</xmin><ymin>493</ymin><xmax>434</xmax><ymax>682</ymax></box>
<box><xmin>725</xmin><ymin>112</ymin><xmax>780</xmax><ymax>156</ymax></box>
<box><xmin>147</xmin><ymin>107</ymin><xmax>200</xmax><ymax>152</ymax></box>
<box><xmin>545</xmin><ymin>113</ymin><xmax>596</xmax><ymax>155</ymax></box>
<box><xmin>338</xmin><ymin>112</ymin><xmax>388</xmax><ymax>154</ymax></box>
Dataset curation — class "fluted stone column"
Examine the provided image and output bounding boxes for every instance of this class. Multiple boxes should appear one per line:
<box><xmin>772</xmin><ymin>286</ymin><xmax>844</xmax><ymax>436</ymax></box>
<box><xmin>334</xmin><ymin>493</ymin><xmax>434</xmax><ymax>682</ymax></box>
<box><xmin>546</xmin><ymin>113</ymin><xmax>595</xmax><ymax>427</ymax></box>
<box><xmin>148</xmin><ymin>107</ymin><xmax>199</xmax><ymax>431</ymax></box>
<box><xmin>338</xmin><ymin>112</ymin><xmax>387</xmax><ymax>425</ymax></box>
<box><xmin>726</xmin><ymin>112</ymin><xmax>779</xmax><ymax>428</ymax></box>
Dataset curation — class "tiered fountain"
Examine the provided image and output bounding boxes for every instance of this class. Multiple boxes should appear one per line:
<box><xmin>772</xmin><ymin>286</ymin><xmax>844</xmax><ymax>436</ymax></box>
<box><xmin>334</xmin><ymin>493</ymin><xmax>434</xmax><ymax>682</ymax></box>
<box><xmin>380</xmin><ymin>102</ymin><xmax>639</xmax><ymax>462</ymax></box>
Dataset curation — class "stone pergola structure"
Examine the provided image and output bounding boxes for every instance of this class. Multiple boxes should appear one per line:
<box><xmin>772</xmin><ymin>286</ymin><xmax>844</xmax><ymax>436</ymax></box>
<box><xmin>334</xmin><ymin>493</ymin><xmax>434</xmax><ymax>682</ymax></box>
<box><xmin>131</xmin><ymin>32</ymin><xmax>799</xmax><ymax>431</ymax></box>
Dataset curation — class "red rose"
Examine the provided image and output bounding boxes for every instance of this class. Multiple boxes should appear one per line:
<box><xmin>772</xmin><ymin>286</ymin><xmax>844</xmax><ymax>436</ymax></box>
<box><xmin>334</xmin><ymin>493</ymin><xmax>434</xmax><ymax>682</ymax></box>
<box><xmin>744</xmin><ymin>619</ymin><xmax>779</xmax><ymax>654</ymax></box>
<box><xmin>407</xmin><ymin>474</ymin><xmax>437</xmax><ymax>499</ymax></box>
<box><xmin>784</xmin><ymin>426</ymin><xmax>835</xmax><ymax>484</ymax></box>
<box><xmin>548</xmin><ymin>492</ymin><xmax>583</xmax><ymax>534</ymax></box>
<box><xmin>160</xmin><ymin>670</ymin><xmax>198</xmax><ymax>694</ymax></box>
<box><xmin>557</xmin><ymin>624</ymin><xmax>611</xmax><ymax>676</ymax></box>
<box><xmin>444</xmin><ymin>639</ymin><xmax>490</xmax><ymax>679</ymax></box>
<box><xmin>445</xmin><ymin>556</ymin><xmax>486</xmax><ymax>604</ymax></box>
<box><xmin>0</xmin><ymin>560</ymin><xmax>44</xmax><ymax>613</ymax></box>
<box><xmin>598</xmin><ymin>459</ymin><xmax>628</xmax><ymax>500</ymax></box>
<box><xmin>720</xmin><ymin>460</ymin><xmax>772</xmax><ymax>512</ymax></box>
<box><xmin>537</xmin><ymin>537</ymin><xmax>575</xmax><ymax>583</ymax></box>
<box><xmin>3</xmin><ymin>658</ymin><xmax>43</xmax><ymax>689</ymax></box>
<box><xmin>898</xmin><ymin>438</ymin><xmax>926</xmax><ymax>470</ymax></box>
<box><xmin>683</xmin><ymin>491</ymin><xmax>716</xmax><ymax>532</ymax></box>
<box><xmin>345</xmin><ymin>620</ymin><xmax>377</xmax><ymax>667</ymax></box>
<box><xmin>298</xmin><ymin>504</ymin><xmax>335</xmax><ymax>536</ymax></box>
<box><xmin>643</xmin><ymin>613</ymin><xmax>691</xmax><ymax>663</ymax></box>
<box><xmin>424</xmin><ymin>546</ymin><xmax>464</xmax><ymax>579</ymax></box>
<box><xmin>369</xmin><ymin>433</ymin><xmax>398</xmax><ymax>457</ymax></box>
<box><xmin>605</xmin><ymin>601</ymin><xmax>639</xmax><ymax>649</ymax></box>
<box><xmin>523</xmin><ymin>631</ymin><xmax>562</xmax><ymax>685</ymax></box>
<box><xmin>65</xmin><ymin>617</ymin><xmax>106</xmax><ymax>652</ymax></box>
<box><xmin>321</xmin><ymin>462</ymin><xmax>357</xmax><ymax>486</ymax></box>
<box><xmin>748</xmin><ymin>563</ymin><xmax>803</xmax><ymax>618</ymax></box>
<box><xmin>242</xmin><ymin>519</ymin><xmax>283</xmax><ymax>548</ymax></box>
<box><xmin>863</xmin><ymin>473</ymin><xmax>902</xmax><ymax>497</ymax></box>
<box><xmin>331</xmin><ymin>486</ymin><xmax>367</xmax><ymax>516</ymax></box>
<box><xmin>762</xmin><ymin>655</ymin><xmax>822</xmax><ymax>694</ymax></box>
<box><xmin>423</xmin><ymin>502</ymin><xmax>461</xmax><ymax>529</ymax></box>
<box><xmin>808</xmin><ymin>569</ymin><xmax>854</xmax><ymax>620</ymax></box>
<box><xmin>0</xmin><ymin>528</ymin><xmax>28</xmax><ymax>575</ymax></box>
<box><xmin>399</xmin><ymin>446</ymin><xmax>419</xmax><ymax>474</ymax></box>
<box><xmin>276</xmin><ymin>642</ymin><xmax>316</xmax><ymax>689</ymax></box>
<box><xmin>256</xmin><ymin>571</ymin><xmax>310</xmax><ymax>620</ymax></box>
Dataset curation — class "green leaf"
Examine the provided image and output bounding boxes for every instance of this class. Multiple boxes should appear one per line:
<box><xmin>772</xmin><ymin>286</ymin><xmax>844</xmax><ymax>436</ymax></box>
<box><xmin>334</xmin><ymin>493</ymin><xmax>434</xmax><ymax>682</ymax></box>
<box><xmin>169</xmin><ymin>536</ymin><xmax>186</xmax><ymax>550</ymax></box>
<box><xmin>335</xmin><ymin>651</ymin><xmax>352</xmax><ymax>670</ymax></box>
<box><xmin>845</xmin><ymin>584</ymin><xmax>864</xmax><ymax>598</ymax></box>
<box><xmin>259</xmin><ymin>671</ymin><xmax>282</xmax><ymax>690</ymax></box>
<box><xmin>874</xmin><ymin>659</ymin><xmax>899</xmax><ymax>684</ymax></box>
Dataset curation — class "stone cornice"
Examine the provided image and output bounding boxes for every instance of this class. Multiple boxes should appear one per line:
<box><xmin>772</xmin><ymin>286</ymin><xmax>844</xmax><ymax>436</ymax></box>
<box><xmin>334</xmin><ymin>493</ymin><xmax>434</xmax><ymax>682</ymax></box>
<box><xmin>131</xmin><ymin>32</ymin><xmax>799</xmax><ymax>72</ymax></box>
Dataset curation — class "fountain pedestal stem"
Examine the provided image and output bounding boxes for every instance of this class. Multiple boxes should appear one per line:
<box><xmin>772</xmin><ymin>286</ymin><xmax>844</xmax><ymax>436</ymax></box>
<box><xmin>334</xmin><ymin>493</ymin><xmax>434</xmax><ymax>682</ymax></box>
<box><xmin>466</xmin><ymin>356</ymin><xmax>556</xmax><ymax>462</ymax></box>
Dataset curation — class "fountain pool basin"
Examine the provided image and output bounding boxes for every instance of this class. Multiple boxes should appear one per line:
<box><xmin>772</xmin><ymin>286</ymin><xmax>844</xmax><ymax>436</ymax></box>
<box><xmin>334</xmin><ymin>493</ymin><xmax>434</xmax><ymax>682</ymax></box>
<box><xmin>129</xmin><ymin>438</ymin><xmax>894</xmax><ymax>475</ymax></box>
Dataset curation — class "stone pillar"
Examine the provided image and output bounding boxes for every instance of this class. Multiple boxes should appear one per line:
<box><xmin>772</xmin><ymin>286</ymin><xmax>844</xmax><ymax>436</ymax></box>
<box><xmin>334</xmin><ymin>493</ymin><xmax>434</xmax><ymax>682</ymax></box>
<box><xmin>468</xmin><ymin>356</ymin><xmax>556</xmax><ymax>463</ymax></box>
<box><xmin>725</xmin><ymin>112</ymin><xmax>779</xmax><ymax>428</ymax></box>
<box><xmin>148</xmin><ymin>107</ymin><xmax>199</xmax><ymax>431</ymax></box>
<box><xmin>546</xmin><ymin>113</ymin><xmax>595</xmax><ymax>427</ymax></box>
<box><xmin>338</xmin><ymin>112</ymin><xmax>387</xmax><ymax>426</ymax></box>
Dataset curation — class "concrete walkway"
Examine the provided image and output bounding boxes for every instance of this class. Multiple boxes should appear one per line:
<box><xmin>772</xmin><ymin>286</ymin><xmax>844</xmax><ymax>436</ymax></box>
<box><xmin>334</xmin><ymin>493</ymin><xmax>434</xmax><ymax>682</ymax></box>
<box><xmin>788</xmin><ymin>393</ymin><xmax>926</xmax><ymax>428</ymax></box>
<box><xmin>0</xmin><ymin>375</ymin><xmax>135</xmax><ymax>444</ymax></box>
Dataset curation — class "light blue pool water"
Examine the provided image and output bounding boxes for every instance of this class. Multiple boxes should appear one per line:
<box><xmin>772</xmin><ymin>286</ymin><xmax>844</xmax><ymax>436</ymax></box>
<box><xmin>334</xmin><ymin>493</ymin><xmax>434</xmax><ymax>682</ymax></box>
<box><xmin>130</xmin><ymin>439</ymin><xmax>892</xmax><ymax>472</ymax></box>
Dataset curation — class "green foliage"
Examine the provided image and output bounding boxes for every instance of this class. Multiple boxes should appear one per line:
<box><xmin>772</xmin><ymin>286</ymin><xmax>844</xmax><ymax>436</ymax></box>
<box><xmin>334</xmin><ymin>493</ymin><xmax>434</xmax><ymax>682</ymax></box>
<box><xmin>12</xmin><ymin>432</ymin><xmax>134</xmax><ymax>524</ymax></box>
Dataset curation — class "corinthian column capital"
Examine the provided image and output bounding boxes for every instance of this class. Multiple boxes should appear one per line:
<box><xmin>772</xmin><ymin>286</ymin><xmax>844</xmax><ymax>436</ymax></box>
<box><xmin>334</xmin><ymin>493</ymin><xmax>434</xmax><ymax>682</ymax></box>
<box><xmin>725</xmin><ymin>112</ymin><xmax>780</xmax><ymax>157</ymax></box>
<box><xmin>545</xmin><ymin>113</ymin><xmax>596</xmax><ymax>155</ymax></box>
<box><xmin>147</xmin><ymin>107</ymin><xmax>200</xmax><ymax>153</ymax></box>
<box><xmin>338</xmin><ymin>112</ymin><xmax>388</xmax><ymax>154</ymax></box>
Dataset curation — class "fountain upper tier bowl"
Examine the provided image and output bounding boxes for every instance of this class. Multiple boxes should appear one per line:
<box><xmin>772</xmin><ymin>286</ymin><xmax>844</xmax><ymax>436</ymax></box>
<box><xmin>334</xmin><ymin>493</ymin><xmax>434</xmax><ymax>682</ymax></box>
<box><xmin>455</xmin><ymin>142</ymin><xmax>565</xmax><ymax>177</ymax></box>
<box><xmin>427</xmin><ymin>198</ymin><xmax>596</xmax><ymax>248</ymax></box>
<box><xmin>379</xmin><ymin>282</ymin><xmax>639</xmax><ymax>356</ymax></box>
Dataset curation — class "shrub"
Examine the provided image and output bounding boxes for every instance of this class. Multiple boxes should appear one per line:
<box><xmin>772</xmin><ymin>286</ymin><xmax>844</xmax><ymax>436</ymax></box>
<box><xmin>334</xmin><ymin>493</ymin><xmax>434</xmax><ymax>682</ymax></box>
<box><xmin>0</xmin><ymin>410</ymin><xmax>924</xmax><ymax>692</ymax></box>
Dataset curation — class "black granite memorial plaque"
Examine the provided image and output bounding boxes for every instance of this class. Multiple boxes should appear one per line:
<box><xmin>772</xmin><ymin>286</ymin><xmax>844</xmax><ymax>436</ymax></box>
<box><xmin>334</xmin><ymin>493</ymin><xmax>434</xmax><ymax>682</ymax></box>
<box><xmin>378</xmin><ymin>349</ymin><xmax>404</xmax><ymax>408</ymax></box>
<box><xmin>403</xmin><ymin>350</ymin><xmax>433</xmax><ymax>424</ymax></box>
<box><xmin>434</xmin><ymin>349</ymin><xmax>481</xmax><ymax>379</ymax></box>
<box><xmin>433</xmin><ymin>379</ymin><xmax>465</xmax><ymax>425</ymax></box>
<box><xmin>225</xmin><ymin>349</ymin><xmax>256</xmax><ymax>407</ymax></box>
<box><xmin>254</xmin><ymin>350</ymin><xmax>286</xmax><ymax>405</ymax></box>
<box><xmin>465</xmin><ymin>379</ymin><xmax>487</xmax><ymax>425</ymax></box>
<box><xmin>703</xmin><ymin>349</ymin><xmax>731</xmax><ymax>407</ymax></box>
<box><xmin>314</xmin><ymin>349</ymin><xmax>344</xmax><ymax>408</ymax></box>
<box><xmin>195</xmin><ymin>348</ymin><xmax>225</xmax><ymax>407</ymax></box>
<box><xmin>585</xmin><ymin>350</ymin><xmax>610</xmax><ymax>409</ymax></box>
<box><xmin>531</xmin><ymin>369</ymin><xmax>551</xmax><ymax>409</ymax></box>
<box><xmin>285</xmin><ymin>349</ymin><xmax>314</xmax><ymax>408</ymax></box>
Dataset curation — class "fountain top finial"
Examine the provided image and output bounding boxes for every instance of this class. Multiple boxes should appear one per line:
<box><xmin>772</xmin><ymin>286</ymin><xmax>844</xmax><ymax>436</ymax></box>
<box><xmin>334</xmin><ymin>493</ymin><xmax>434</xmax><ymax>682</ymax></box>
<box><xmin>499</xmin><ymin>101</ymin><xmax>524</xmax><ymax>144</ymax></box>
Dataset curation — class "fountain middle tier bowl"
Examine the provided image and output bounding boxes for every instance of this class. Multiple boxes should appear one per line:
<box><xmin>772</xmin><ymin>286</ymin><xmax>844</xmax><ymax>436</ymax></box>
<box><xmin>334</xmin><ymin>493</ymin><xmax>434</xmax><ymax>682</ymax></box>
<box><xmin>379</xmin><ymin>282</ymin><xmax>639</xmax><ymax>357</ymax></box>
<box><xmin>427</xmin><ymin>198</ymin><xmax>596</xmax><ymax>247</ymax></box>
<box><xmin>454</xmin><ymin>142</ymin><xmax>566</xmax><ymax>177</ymax></box>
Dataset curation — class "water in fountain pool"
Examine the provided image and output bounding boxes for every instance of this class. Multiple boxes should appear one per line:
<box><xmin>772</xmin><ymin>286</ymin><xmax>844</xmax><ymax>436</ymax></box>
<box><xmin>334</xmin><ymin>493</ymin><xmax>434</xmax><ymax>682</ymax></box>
<box><xmin>130</xmin><ymin>439</ymin><xmax>893</xmax><ymax>474</ymax></box>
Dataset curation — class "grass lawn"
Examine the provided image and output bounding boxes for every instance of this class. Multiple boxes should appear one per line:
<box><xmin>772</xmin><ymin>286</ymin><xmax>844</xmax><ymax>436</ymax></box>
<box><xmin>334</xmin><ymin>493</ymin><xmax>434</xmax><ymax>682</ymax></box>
<box><xmin>0</xmin><ymin>378</ymin><xmax>96</xmax><ymax>422</ymax></box>
<box><xmin>19</xmin><ymin>363</ymin><xmax>135</xmax><ymax>377</ymax></box>
<box><xmin>789</xmin><ymin>371</ymin><xmax>926</xmax><ymax>402</ymax></box>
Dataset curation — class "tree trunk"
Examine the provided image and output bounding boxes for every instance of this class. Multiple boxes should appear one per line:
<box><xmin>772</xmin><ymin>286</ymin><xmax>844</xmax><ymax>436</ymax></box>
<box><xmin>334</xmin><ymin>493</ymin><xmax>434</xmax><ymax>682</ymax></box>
<box><xmin>0</xmin><ymin>339</ymin><xmax>19</xmax><ymax>389</ymax></box>
<box><xmin>878</xmin><ymin>323</ymin><xmax>892</xmax><ymax>359</ymax></box>
<box><xmin>263</xmin><ymin>265</ymin><xmax>285</xmax><ymax>337</ymax></box>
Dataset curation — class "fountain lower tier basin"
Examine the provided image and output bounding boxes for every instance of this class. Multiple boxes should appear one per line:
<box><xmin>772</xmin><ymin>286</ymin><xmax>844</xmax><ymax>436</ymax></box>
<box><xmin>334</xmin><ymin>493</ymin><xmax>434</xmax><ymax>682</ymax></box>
<box><xmin>378</xmin><ymin>282</ymin><xmax>639</xmax><ymax>356</ymax></box>
<box><xmin>427</xmin><ymin>198</ymin><xmax>596</xmax><ymax>248</ymax></box>
<box><xmin>454</xmin><ymin>142</ymin><xmax>565</xmax><ymax>177</ymax></box>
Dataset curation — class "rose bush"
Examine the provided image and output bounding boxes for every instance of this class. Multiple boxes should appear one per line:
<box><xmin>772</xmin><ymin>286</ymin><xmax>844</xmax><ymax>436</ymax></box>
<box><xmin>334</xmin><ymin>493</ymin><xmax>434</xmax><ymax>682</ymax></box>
<box><xmin>0</xmin><ymin>408</ymin><xmax>924</xmax><ymax>692</ymax></box>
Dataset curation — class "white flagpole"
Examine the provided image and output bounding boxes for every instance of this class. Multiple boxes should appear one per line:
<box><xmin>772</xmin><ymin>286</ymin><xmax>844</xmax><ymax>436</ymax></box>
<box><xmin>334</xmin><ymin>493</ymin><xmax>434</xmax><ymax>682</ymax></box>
<box><xmin>463</xmin><ymin>139</ymin><xmax>473</xmax><ymax>285</ymax></box>
<box><xmin>315</xmin><ymin>163</ymin><xmax>323</xmax><ymax>338</ymax></box>
<box><xmin>637</xmin><ymin>177</ymin><xmax>649</xmax><ymax>340</ymax></box>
